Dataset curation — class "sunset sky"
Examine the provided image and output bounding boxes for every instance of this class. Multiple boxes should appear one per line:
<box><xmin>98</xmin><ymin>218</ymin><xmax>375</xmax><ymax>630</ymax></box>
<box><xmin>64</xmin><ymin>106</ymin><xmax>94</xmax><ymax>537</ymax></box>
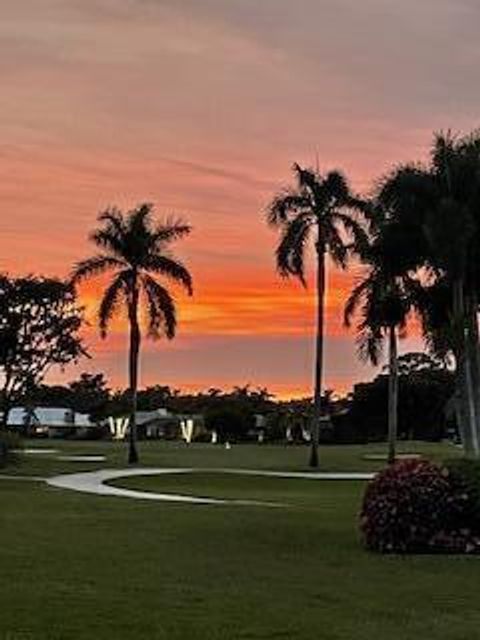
<box><xmin>1</xmin><ymin>0</ymin><xmax>479</xmax><ymax>398</ymax></box>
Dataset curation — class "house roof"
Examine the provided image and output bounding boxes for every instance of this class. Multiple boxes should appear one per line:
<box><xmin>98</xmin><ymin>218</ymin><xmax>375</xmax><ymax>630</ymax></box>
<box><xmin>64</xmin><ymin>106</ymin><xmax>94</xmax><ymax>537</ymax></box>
<box><xmin>74</xmin><ymin>413</ymin><xmax>97</xmax><ymax>427</ymax></box>
<box><xmin>135</xmin><ymin>409</ymin><xmax>173</xmax><ymax>425</ymax></box>
<box><xmin>8</xmin><ymin>407</ymin><xmax>96</xmax><ymax>428</ymax></box>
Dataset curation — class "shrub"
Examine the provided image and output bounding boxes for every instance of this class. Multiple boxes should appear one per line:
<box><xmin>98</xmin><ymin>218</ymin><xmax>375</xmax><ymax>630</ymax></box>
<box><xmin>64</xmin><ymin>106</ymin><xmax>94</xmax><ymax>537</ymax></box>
<box><xmin>444</xmin><ymin>458</ymin><xmax>480</xmax><ymax>531</ymax></box>
<box><xmin>360</xmin><ymin>458</ymin><xmax>480</xmax><ymax>554</ymax></box>
<box><xmin>0</xmin><ymin>430</ymin><xmax>22</xmax><ymax>468</ymax></box>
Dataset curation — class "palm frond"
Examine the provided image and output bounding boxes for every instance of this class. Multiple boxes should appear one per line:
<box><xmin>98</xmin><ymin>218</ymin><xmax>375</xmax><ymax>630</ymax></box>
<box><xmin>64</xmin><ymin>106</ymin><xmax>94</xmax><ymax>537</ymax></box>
<box><xmin>98</xmin><ymin>272</ymin><xmax>129</xmax><ymax>338</ymax></box>
<box><xmin>332</xmin><ymin>211</ymin><xmax>370</xmax><ymax>257</ymax></box>
<box><xmin>275</xmin><ymin>215</ymin><xmax>312</xmax><ymax>285</ymax></box>
<box><xmin>324</xmin><ymin>224</ymin><xmax>348</xmax><ymax>269</ymax></box>
<box><xmin>71</xmin><ymin>255</ymin><xmax>125</xmax><ymax>285</ymax></box>
<box><xmin>89</xmin><ymin>229</ymin><xmax>126</xmax><ymax>258</ymax></box>
<box><xmin>144</xmin><ymin>255</ymin><xmax>193</xmax><ymax>295</ymax></box>
<box><xmin>128</xmin><ymin>203</ymin><xmax>153</xmax><ymax>235</ymax></box>
<box><xmin>152</xmin><ymin>217</ymin><xmax>192</xmax><ymax>244</ymax></box>
<box><xmin>266</xmin><ymin>190</ymin><xmax>309</xmax><ymax>227</ymax></box>
<box><xmin>293</xmin><ymin>163</ymin><xmax>320</xmax><ymax>192</ymax></box>
<box><xmin>97</xmin><ymin>208</ymin><xmax>126</xmax><ymax>235</ymax></box>
<box><xmin>344</xmin><ymin>277</ymin><xmax>372</xmax><ymax>326</ymax></box>
<box><xmin>323</xmin><ymin>170</ymin><xmax>350</xmax><ymax>202</ymax></box>
<box><xmin>142</xmin><ymin>275</ymin><xmax>176</xmax><ymax>339</ymax></box>
<box><xmin>356</xmin><ymin>324</ymin><xmax>384</xmax><ymax>366</ymax></box>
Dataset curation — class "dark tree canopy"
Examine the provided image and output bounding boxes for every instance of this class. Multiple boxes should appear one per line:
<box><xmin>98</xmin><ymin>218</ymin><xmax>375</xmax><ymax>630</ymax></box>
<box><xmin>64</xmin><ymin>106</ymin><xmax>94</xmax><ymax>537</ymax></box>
<box><xmin>0</xmin><ymin>275</ymin><xmax>86</xmax><ymax>421</ymax></box>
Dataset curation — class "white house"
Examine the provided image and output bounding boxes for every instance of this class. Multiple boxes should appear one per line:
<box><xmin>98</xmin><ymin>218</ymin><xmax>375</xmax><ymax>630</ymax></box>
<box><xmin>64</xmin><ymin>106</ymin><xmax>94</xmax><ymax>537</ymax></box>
<box><xmin>7</xmin><ymin>407</ymin><xmax>98</xmax><ymax>438</ymax></box>
<box><xmin>107</xmin><ymin>409</ymin><xmax>205</xmax><ymax>441</ymax></box>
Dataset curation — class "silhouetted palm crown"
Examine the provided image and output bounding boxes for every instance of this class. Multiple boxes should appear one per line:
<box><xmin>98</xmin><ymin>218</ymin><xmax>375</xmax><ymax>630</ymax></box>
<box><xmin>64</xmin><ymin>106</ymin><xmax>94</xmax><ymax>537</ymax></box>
<box><xmin>71</xmin><ymin>203</ymin><xmax>193</xmax><ymax>338</ymax></box>
<box><xmin>267</xmin><ymin>164</ymin><xmax>368</xmax><ymax>283</ymax></box>
<box><xmin>343</xmin><ymin>234</ymin><xmax>421</xmax><ymax>365</ymax></box>
<box><xmin>369</xmin><ymin>132</ymin><xmax>480</xmax><ymax>360</ymax></box>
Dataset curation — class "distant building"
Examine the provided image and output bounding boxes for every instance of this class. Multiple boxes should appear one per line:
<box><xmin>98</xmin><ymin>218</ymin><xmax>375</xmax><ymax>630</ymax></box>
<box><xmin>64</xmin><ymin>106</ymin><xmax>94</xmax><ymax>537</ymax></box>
<box><xmin>7</xmin><ymin>407</ymin><xmax>98</xmax><ymax>438</ymax></box>
<box><xmin>134</xmin><ymin>410</ymin><xmax>204</xmax><ymax>441</ymax></box>
<box><xmin>7</xmin><ymin>405</ymin><xmax>205</xmax><ymax>441</ymax></box>
<box><xmin>135</xmin><ymin>409</ymin><xmax>176</xmax><ymax>439</ymax></box>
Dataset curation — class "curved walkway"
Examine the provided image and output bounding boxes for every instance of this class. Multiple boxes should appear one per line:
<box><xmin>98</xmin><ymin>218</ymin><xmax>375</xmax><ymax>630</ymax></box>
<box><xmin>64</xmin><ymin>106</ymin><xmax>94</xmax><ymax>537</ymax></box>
<box><xmin>46</xmin><ymin>467</ymin><xmax>374</xmax><ymax>506</ymax></box>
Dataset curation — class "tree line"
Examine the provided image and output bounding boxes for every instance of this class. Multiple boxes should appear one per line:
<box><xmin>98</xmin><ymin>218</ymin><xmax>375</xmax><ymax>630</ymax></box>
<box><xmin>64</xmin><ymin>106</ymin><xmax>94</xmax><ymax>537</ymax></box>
<box><xmin>5</xmin><ymin>359</ymin><xmax>453</xmax><ymax>446</ymax></box>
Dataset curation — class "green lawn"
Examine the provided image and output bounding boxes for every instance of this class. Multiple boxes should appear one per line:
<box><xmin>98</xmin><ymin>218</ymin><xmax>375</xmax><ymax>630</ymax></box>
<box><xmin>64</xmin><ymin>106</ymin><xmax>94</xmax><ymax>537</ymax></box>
<box><xmin>1</xmin><ymin>440</ymin><xmax>478</xmax><ymax>640</ymax></box>
<box><xmin>3</xmin><ymin>438</ymin><xmax>461</xmax><ymax>477</ymax></box>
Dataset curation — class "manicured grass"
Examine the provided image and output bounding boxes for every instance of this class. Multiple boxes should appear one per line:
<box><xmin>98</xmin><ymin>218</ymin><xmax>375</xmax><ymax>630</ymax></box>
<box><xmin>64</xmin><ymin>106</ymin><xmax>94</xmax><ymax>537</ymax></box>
<box><xmin>0</xmin><ymin>440</ymin><xmax>477</xmax><ymax>640</ymax></box>
<box><xmin>111</xmin><ymin>470</ymin><xmax>364</xmax><ymax>506</ymax></box>
<box><xmin>3</xmin><ymin>438</ymin><xmax>461</xmax><ymax>477</ymax></box>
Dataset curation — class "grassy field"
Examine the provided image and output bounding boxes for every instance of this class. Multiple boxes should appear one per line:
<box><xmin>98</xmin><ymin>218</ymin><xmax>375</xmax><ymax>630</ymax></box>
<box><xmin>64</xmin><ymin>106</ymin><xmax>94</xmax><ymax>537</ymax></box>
<box><xmin>1</xmin><ymin>439</ymin><xmax>479</xmax><ymax>640</ymax></box>
<box><xmin>2</xmin><ymin>438</ymin><xmax>461</xmax><ymax>477</ymax></box>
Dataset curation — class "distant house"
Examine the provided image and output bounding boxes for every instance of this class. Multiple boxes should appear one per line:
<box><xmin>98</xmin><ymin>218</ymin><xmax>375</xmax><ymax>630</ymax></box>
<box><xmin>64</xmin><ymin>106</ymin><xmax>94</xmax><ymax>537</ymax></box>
<box><xmin>136</xmin><ymin>409</ymin><xmax>177</xmax><ymax>439</ymax></box>
<box><xmin>7</xmin><ymin>405</ymin><xmax>204</xmax><ymax>441</ymax></box>
<box><xmin>8</xmin><ymin>407</ymin><xmax>98</xmax><ymax>438</ymax></box>
<box><xmin>135</xmin><ymin>409</ymin><xmax>204</xmax><ymax>441</ymax></box>
<box><xmin>71</xmin><ymin>412</ymin><xmax>100</xmax><ymax>439</ymax></box>
<box><xmin>107</xmin><ymin>409</ymin><xmax>205</xmax><ymax>441</ymax></box>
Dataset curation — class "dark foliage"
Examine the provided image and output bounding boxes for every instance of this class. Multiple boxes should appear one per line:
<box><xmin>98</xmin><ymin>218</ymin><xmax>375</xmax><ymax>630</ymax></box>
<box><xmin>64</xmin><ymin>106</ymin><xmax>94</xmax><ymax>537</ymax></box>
<box><xmin>360</xmin><ymin>458</ymin><xmax>480</xmax><ymax>554</ymax></box>
<box><xmin>445</xmin><ymin>458</ymin><xmax>480</xmax><ymax>532</ymax></box>
<box><xmin>29</xmin><ymin>373</ymin><xmax>111</xmax><ymax>420</ymax></box>
<box><xmin>346</xmin><ymin>355</ymin><xmax>454</xmax><ymax>442</ymax></box>
<box><xmin>0</xmin><ymin>275</ymin><xmax>86</xmax><ymax>424</ymax></box>
<box><xmin>204</xmin><ymin>405</ymin><xmax>253</xmax><ymax>442</ymax></box>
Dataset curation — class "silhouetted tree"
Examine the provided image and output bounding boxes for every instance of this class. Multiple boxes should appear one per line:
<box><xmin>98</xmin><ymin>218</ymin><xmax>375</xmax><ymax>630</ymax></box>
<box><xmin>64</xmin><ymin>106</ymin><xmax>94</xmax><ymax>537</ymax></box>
<box><xmin>0</xmin><ymin>275</ymin><xmax>86</xmax><ymax>427</ymax></box>
<box><xmin>71</xmin><ymin>203</ymin><xmax>193</xmax><ymax>463</ymax></box>
<box><xmin>345</xmin><ymin>221</ymin><xmax>423</xmax><ymax>463</ymax></box>
<box><xmin>378</xmin><ymin>132</ymin><xmax>480</xmax><ymax>458</ymax></box>
<box><xmin>68</xmin><ymin>373</ymin><xmax>111</xmax><ymax>418</ymax></box>
<box><xmin>267</xmin><ymin>163</ymin><xmax>367</xmax><ymax>466</ymax></box>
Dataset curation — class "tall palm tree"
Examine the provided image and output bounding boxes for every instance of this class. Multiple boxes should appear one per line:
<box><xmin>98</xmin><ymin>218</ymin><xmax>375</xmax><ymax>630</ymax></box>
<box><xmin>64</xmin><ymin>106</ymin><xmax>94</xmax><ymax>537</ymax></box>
<box><xmin>344</xmin><ymin>230</ymin><xmax>422</xmax><ymax>464</ymax></box>
<box><xmin>425</xmin><ymin>133</ymin><xmax>480</xmax><ymax>458</ymax></box>
<box><xmin>267</xmin><ymin>163</ymin><xmax>367</xmax><ymax>467</ymax></box>
<box><xmin>72</xmin><ymin>203</ymin><xmax>193</xmax><ymax>463</ymax></box>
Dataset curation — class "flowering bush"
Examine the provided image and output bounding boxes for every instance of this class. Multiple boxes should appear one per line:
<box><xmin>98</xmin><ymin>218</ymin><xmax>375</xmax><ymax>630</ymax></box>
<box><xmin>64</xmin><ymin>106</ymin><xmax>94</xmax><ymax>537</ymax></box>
<box><xmin>360</xmin><ymin>458</ymin><xmax>480</xmax><ymax>554</ymax></box>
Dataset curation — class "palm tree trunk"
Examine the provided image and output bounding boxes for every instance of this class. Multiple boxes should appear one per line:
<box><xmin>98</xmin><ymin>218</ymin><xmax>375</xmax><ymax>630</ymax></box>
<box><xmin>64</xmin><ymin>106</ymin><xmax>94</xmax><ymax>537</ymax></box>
<box><xmin>453</xmin><ymin>279</ymin><xmax>478</xmax><ymax>458</ymax></box>
<box><xmin>128</xmin><ymin>276</ymin><xmax>141</xmax><ymax>464</ymax></box>
<box><xmin>310</xmin><ymin>242</ymin><xmax>325</xmax><ymax>468</ymax></box>
<box><xmin>466</xmin><ymin>295</ymin><xmax>480</xmax><ymax>458</ymax></box>
<box><xmin>453</xmin><ymin>354</ymin><xmax>468</xmax><ymax>448</ymax></box>
<box><xmin>387</xmin><ymin>324</ymin><xmax>398</xmax><ymax>465</ymax></box>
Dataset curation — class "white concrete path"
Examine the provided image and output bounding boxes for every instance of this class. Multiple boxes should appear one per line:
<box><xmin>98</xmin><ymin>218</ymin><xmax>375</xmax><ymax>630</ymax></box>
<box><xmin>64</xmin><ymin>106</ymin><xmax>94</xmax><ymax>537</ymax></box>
<box><xmin>56</xmin><ymin>455</ymin><xmax>106</xmax><ymax>462</ymax></box>
<box><xmin>217</xmin><ymin>468</ymin><xmax>374</xmax><ymax>480</ymax></box>
<box><xmin>12</xmin><ymin>448</ymin><xmax>58</xmax><ymax>454</ymax></box>
<box><xmin>46</xmin><ymin>468</ymin><xmax>285</xmax><ymax>506</ymax></box>
<box><xmin>45</xmin><ymin>467</ymin><xmax>374</xmax><ymax>506</ymax></box>
<box><xmin>0</xmin><ymin>474</ymin><xmax>45</xmax><ymax>482</ymax></box>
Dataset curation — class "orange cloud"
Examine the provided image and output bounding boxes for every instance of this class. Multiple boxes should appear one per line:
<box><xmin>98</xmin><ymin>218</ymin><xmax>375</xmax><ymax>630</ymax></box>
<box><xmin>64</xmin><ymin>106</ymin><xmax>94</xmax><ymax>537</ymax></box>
<box><xmin>77</xmin><ymin>261</ymin><xmax>362</xmax><ymax>343</ymax></box>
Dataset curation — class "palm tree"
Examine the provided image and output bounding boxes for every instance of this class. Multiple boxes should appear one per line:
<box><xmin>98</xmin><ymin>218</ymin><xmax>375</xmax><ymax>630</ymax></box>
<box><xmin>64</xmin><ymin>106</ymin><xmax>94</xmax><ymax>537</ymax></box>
<box><xmin>267</xmin><ymin>163</ymin><xmax>367</xmax><ymax>467</ymax></box>
<box><xmin>344</xmin><ymin>230</ymin><xmax>422</xmax><ymax>464</ymax></box>
<box><xmin>379</xmin><ymin>133</ymin><xmax>480</xmax><ymax>458</ymax></box>
<box><xmin>72</xmin><ymin>203</ymin><xmax>193</xmax><ymax>463</ymax></box>
<box><xmin>424</xmin><ymin>133</ymin><xmax>480</xmax><ymax>458</ymax></box>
